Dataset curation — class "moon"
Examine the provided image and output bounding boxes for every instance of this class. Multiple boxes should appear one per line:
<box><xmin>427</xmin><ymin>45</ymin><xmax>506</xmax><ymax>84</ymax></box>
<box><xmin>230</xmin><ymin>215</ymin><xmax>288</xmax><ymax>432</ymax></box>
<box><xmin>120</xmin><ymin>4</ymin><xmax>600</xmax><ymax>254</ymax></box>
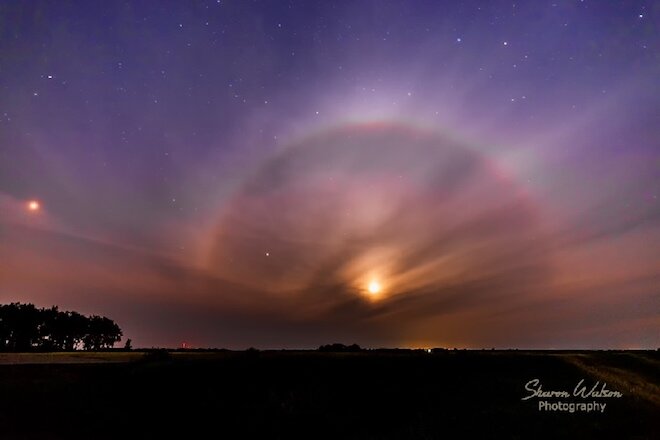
<box><xmin>207</xmin><ymin>122</ymin><xmax>546</xmax><ymax>313</ymax></box>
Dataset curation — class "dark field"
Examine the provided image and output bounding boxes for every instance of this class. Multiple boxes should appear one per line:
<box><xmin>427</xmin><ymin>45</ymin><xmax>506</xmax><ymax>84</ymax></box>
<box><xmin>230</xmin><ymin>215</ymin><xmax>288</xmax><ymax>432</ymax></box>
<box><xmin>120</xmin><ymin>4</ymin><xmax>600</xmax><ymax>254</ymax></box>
<box><xmin>0</xmin><ymin>350</ymin><xmax>657</xmax><ymax>439</ymax></box>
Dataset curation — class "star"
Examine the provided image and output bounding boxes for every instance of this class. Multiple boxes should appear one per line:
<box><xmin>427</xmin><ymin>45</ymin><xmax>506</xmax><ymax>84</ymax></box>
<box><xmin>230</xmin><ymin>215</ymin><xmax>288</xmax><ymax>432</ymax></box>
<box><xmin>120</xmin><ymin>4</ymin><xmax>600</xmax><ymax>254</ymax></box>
<box><xmin>27</xmin><ymin>200</ymin><xmax>40</xmax><ymax>212</ymax></box>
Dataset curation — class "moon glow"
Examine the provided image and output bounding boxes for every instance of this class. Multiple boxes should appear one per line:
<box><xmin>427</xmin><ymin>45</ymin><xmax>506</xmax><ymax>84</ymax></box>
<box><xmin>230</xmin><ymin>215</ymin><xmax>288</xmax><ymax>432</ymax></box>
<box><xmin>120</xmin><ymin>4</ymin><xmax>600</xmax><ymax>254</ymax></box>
<box><xmin>368</xmin><ymin>280</ymin><xmax>381</xmax><ymax>295</ymax></box>
<box><xmin>208</xmin><ymin>123</ymin><xmax>546</xmax><ymax>318</ymax></box>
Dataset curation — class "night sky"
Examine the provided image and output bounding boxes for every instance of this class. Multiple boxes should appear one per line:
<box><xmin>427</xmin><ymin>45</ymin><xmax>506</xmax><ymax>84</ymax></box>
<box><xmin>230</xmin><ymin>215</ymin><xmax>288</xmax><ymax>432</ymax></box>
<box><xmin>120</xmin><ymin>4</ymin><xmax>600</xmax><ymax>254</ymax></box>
<box><xmin>1</xmin><ymin>1</ymin><xmax>658</xmax><ymax>349</ymax></box>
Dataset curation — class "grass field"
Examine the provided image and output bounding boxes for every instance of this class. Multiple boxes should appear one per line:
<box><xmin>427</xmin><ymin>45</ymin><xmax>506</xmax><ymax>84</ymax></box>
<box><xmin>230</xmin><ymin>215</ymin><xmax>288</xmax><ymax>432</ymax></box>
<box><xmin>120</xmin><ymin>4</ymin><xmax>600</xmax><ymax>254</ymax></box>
<box><xmin>0</xmin><ymin>350</ymin><xmax>657</xmax><ymax>439</ymax></box>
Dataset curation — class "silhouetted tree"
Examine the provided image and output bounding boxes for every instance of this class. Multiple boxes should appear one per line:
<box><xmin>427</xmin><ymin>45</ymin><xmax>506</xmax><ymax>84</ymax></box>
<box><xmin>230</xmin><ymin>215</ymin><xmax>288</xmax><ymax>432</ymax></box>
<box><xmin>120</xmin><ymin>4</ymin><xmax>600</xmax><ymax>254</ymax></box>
<box><xmin>124</xmin><ymin>338</ymin><xmax>132</xmax><ymax>350</ymax></box>
<box><xmin>82</xmin><ymin>316</ymin><xmax>122</xmax><ymax>350</ymax></box>
<box><xmin>0</xmin><ymin>302</ymin><xmax>123</xmax><ymax>352</ymax></box>
<box><xmin>0</xmin><ymin>305</ymin><xmax>11</xmax><ymax>350</ymax></box>
<box><xmin>38</xmin><ymin>306</ymin><xmax>61</xmax><ymax>351</ymax></box>
<box><xmin>318</xmin><ymin>343</ymin><xmax>362</xmax><ymax>352</ymax></box>
<box><xmin>0</xmin><ymin>303</ymin><xmax>41</xmax><ymax>351</ymax></box>
<box><xmin>66</xmin><ymin>311</ymin><xmax>93</xmax><ymax>350</ymax></box>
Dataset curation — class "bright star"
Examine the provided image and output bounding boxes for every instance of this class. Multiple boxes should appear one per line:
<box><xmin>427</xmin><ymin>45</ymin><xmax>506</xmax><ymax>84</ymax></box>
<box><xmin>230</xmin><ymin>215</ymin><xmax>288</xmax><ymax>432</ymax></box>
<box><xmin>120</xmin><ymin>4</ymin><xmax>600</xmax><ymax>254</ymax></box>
<box><xmin>27</xmin><ymin>200</ymin><xmax>40</xmax><ymax>212</ymax></box>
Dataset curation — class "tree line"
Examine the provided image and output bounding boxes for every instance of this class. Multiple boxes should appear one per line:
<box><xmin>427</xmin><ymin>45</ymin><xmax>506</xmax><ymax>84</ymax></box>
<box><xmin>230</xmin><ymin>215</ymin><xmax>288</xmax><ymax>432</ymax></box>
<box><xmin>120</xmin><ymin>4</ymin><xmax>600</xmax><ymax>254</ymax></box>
<box><xmin>0</xmin><ymin>303</ymin><xmax>122</xmax><ymax>351</ymax></box>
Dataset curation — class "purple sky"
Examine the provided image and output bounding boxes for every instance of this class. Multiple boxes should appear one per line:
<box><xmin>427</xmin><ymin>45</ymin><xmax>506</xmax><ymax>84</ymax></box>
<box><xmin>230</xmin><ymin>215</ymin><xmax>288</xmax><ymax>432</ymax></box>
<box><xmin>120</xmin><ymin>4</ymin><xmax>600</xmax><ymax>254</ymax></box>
<box><xmin>0</xmin><ymin>1</ymin><xmax>658</xmax><ymax>348</ymax></box>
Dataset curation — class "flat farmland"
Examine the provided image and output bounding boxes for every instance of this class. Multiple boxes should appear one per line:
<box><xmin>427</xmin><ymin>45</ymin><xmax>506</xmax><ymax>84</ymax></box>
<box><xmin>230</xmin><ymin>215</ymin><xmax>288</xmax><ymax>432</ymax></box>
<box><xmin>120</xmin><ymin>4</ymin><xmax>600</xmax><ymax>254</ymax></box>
<box><xmin>0</xmin><ymin>350</ymin><xmax>657</xmax><ymax>439</ymax></box>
